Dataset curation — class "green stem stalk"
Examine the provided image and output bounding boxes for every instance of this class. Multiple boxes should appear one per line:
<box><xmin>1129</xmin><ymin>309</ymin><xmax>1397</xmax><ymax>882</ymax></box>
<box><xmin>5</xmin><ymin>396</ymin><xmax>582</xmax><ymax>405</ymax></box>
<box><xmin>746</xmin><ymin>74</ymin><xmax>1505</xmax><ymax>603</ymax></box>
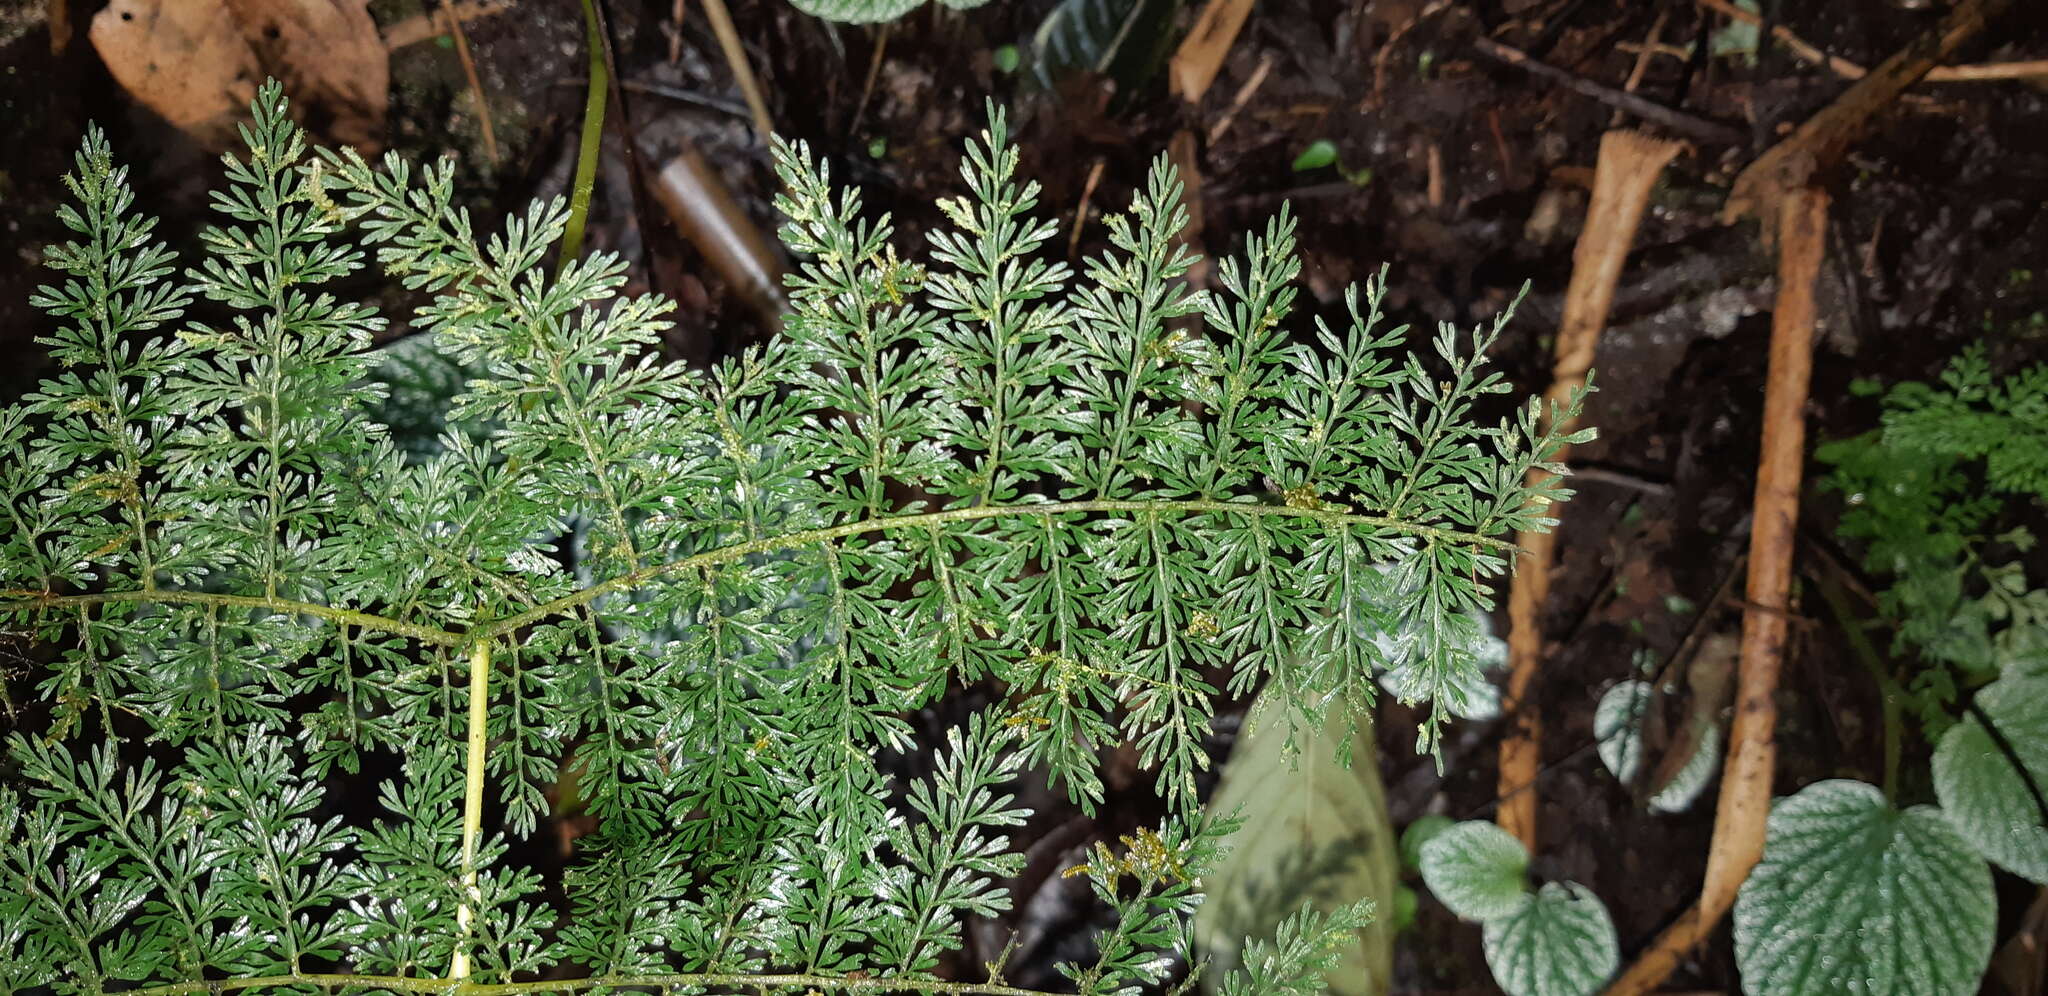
<box><xmin>450</xmin><ymin>639</ymin><xmax>494</xmax><ymax>980</ymax></box>
<box><xmin>3</xmin><ymin>498</ymin><xmax>1520</xmax><ymax>648</ymax></box>
<box><xmin>557</xmin><ymin>0</ymin><xmax>608</xmax><ymax>269</ymax></box>
<box><xmin>1814</xmin><ymin>572</ymin><xmax>1901</xmax><ymax>800</ymax></box>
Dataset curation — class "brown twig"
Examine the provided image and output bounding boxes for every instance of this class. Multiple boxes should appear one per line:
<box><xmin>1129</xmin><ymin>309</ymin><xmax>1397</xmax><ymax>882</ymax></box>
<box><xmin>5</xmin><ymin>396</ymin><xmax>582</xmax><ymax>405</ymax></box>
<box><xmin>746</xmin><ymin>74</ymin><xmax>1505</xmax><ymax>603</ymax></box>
<box><xmin>699</xmin><ymin>0</ymin><xmax>772</xmax><ymax>138</ymax></box>
<box><xmin>1723</xmin><ymin>0</ymin><xmax>2014</xmax><ymax>232</ymax></box>
<box><xmin>667</xmin><ymin>0</ymin><xmax>688</xmax><ymax>65</ymax></box>
<box><xmin>1925</xmin><ymin>59</ymin><xmax>2048</xmax><ymax>82</ymax></box>
<box><xmin>1497</xmin><ymin>129</ymin><xmax>1684</xmax><ymax>850</ymax></box>
<box><xmin>1604</xmin><ymin>187</ymin><xmax>1829</xmax><ymax>996</ymax></box>
<box><xmin>1067</xmin><ymin>158</ymin><xmax>1105</xmax><ymax>262</ymax></box>
<box><xmin>1368</xmin><ymin>0</ymin><xmax>1450</xmax><ymax>108</ymax></box>
<box><xmin>48</xmin><ymin>0</ymin><xmax>69</xmax><ymax>55</ymax></box>
<box><xmin>1692</xmin><ymin>0</ymin><xmax>1864</xmax><ymax>80</ymax></box>
<box><xmin>382</xmin><ymin>0</ymin><xmax>508</xmax><ymax>50</ymax></box>
<box><xmin>1616</xmin><ymin>8</ymin><xmax>1669</xmax><ymax>131</ymax></box>
<box><xmin>1170</xmin><ymin>0</ymin><xmax>1258</xmax><ymax>103</ymax></box>
<box><xmin>1206</xmin><ymin>52</ymin><xmax>1273</xmax><ymax>143</ymax></box>
<box><xmin>1472</xmin><ymin>36</ymin><xmax>1745</xmax><ymax>145</ymax></box>
<box><xmin>1694</xmin><ymin>0</ymin><xmax>2046</xmax><ymax>83</ymax></box>
<box><xmin>443</xmin><ymin>5</ymin><xmax>499</xmax><ymax>166</ymax></box>
<box><xmin>1425</xmin><ymin>142</ymin><xmax>1444</xmax><ymax>209</ymax></box>
<box><xmin>850</xmin><ymin>23</ymin><xmax>890</xmax><ymax>137</ymax></box>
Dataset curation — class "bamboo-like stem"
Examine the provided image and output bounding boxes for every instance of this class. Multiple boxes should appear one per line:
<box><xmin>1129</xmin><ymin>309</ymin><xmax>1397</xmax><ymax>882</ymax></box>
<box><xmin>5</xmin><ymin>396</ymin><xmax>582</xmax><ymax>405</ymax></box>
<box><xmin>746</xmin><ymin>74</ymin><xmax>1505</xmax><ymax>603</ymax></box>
<box><xmin>558</xmin><ymin>0</ymin><xmax>609</xmax><ymax>268</ymax></box>
<box><xmin>449</xmin><ymin>639</ymin><xmax>494</xmax><ymax>981</ymax></box>
<box><xmin>4</xmin><ymin>497</ymin><xmax>1530</xmax><ymax>647</ymax></box>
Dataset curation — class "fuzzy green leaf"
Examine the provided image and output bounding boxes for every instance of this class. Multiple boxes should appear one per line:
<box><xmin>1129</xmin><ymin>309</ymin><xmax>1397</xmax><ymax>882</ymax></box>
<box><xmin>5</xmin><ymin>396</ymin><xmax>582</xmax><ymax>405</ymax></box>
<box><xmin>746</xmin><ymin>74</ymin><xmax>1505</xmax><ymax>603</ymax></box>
<box><xmin>1733</xmin><ymin>779</ymin><xmax>1995</xmax><ymax>996</ymax></box>
<box><xmin>1592</xmin><ymin>679</ymin><xmax>1720</xmax><ymax>814</ymax></box>
<box><xmin>1417</xmin><ymin>820</ymin><xmax>1528</xmax><ymax>921</ymax></box>
<box><xmin>1932</xmin><ymin>672</ymin><xmax>2048</xmax><ymax>882</ymax></box>
<box><xmin>1480</xmin><ymin>882</ymin><xmax>1617</xmax><ymax>996</ymax></box>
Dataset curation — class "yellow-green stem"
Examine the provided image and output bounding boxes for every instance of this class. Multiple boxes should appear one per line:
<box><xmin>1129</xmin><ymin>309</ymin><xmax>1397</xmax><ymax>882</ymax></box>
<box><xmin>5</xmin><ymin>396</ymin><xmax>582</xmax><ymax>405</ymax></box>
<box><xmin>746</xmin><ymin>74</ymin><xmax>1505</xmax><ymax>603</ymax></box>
<box><xmin>450</xmin><ymin>639</ymin><xmax>493</xmax><ymax>979</ymax></box>
<box><xmin>2</xmin><ymin>498</ymin><xmax>1523</xmax><ymax>650</ymax></box>
<box><xmin>1815</xmin><ymin>573</ymin><xmax>1900</xmax><ymax>800</ymax></box>
<box><xmin>557</xmin><ymin>0</ymin><xmax>608</xmax><ymax>269</ymax></box>
<box><xmin>120</xmin><ymin>972</ymin><xmax>1056</xmax><ymax>996</ymax></box>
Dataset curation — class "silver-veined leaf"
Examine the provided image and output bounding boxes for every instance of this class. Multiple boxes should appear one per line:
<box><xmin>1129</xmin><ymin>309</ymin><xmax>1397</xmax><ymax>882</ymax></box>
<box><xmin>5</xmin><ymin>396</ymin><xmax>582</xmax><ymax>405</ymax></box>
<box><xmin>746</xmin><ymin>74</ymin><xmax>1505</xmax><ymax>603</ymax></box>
<box><xmin>1592</xmin><ymin>679</ymin><xmax>1720</xmax><ymax>813</ymax></box>
<box><xmin>1733</xmin><ymin>779</ymin><xmax>1995</xmax><ymax>996</ymax></box>
<box><xmin>1417</xmin><ymin>820</ymin><xmax>1527</xmax><ymax>921</ymax></box>
<box><xmin>1480</xmin><ymin>882</ymin><xmax>1618</xmax><ymax>996</ymax></box>
<box><xmin>1932</xmin><ymin>672</ymin><xmax>2048</xmax><ymax>882</ymax></box>
<box><xmin>787</xmin><ymin>0</ymin><xmax>923</xmax><ymax>22</ymax></box>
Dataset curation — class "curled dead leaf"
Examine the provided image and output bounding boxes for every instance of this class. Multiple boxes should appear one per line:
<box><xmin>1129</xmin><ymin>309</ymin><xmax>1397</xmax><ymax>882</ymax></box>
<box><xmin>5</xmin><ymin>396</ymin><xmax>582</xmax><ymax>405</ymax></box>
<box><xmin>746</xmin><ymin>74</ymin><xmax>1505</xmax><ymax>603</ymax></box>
<box><xmin>91</xmin><ymin>0</ymin><xmax>388</xmax><ymax>151</ymax></box>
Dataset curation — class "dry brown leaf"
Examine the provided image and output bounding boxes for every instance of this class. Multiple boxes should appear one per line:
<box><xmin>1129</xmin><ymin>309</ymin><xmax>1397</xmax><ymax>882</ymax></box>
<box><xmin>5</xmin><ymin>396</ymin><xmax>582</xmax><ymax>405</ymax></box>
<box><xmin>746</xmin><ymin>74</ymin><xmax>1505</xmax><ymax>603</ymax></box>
<box><xmin>91</xmin><ymin>0</ymin><xmax>259</xmax><ymax>141</ymax></box>
<box><xmin>90</xmin><ymin>0</ymin><xmax>388</xmax><ymax>151</ymax></box>
<box><xmin>1169</xmin><ymin>0</ymin><xmax>1256</xmax><ymax>104</ymax></box>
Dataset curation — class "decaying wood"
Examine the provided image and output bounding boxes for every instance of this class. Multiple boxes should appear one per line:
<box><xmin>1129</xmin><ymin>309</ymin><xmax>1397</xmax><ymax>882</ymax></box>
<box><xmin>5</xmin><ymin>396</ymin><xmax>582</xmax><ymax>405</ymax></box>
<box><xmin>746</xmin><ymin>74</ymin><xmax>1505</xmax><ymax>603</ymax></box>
<box><xmin>1604</xmin><ymin>187</ymin><xmax>1829</xmax><ymax>996</ymax></box>
<box><xmin>1722</xmin><ymin>0</ymin><xmax>2014</xmax><ymax>233</ymax></box>
<box><xmin>1497</xmin><ymin>129</ymin><xmax>1684</xmax><ymax>850</ymax></box>
<box><xmin>1170</xmin><ymin>0</ymin><xmax>1257</xmax><ymax>104</ymax></box>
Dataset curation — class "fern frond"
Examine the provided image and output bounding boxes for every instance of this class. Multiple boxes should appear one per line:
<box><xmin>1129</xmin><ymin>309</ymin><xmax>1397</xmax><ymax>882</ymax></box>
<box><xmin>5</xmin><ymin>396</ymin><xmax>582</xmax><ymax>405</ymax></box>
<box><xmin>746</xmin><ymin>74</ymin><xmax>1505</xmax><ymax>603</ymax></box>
<box><xmin>0</xmin><ymin>87</ymin><xmax>1583</xmax><ymax>996</ymax></box>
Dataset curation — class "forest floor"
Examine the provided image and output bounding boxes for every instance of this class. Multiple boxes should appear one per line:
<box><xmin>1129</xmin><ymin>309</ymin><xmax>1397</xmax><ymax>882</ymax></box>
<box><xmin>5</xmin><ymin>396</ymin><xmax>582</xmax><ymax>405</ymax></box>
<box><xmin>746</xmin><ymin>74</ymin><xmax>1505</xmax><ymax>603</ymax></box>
<box><xmin>4</xmin><ymin>0</ymin><xmax>2048</xmax><ymax>991</ymax></box>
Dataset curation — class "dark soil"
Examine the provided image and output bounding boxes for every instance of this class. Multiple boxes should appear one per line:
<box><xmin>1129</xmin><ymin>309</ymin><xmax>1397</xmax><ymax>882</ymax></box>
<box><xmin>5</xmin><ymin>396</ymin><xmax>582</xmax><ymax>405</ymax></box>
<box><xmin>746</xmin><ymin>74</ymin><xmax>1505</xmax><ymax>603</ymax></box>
<box><xmin>5</xmin><ymin>0</ymin><xmax>2048</xmax><ymax>992</ymax></box>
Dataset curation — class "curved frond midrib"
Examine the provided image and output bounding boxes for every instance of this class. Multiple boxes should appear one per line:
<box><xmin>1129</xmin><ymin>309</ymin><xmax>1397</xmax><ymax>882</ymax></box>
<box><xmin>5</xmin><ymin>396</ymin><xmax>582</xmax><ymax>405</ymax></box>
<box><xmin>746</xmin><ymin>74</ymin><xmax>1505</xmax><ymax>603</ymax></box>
<box><xmin>1</xmin><ymin>497</ymin><xmax>1517</xmax><ymax>648</ymax></box>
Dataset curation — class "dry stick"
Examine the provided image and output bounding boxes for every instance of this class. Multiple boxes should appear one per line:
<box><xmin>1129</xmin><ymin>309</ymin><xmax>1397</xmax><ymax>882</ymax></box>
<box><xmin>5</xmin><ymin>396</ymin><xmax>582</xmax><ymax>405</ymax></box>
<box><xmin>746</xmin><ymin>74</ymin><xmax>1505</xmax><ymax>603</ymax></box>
<box><xmin>1497</xmin><ymin>130</ymin><xmax>1684</xmax><ymax>849</ymax></box>
<box><xmin>1694</xmin><ymin>0</ymin><xmax>2048</xmax><ymax>83</ymax></box>
<box><xmin>444</xmin><ymin>5</ymin><xmax>500</xmax><ymax>166</ymax></box>
<box><xmin>1170</xmin><ymin>0</ymin><xmax>1258</xmax><ymax>103</ymax></box>
<box><xmin>1615</xmin><ymin>7</ymin><xmax>1670</xmax><ymax>130</ymax></box>
<box><xmin>382</xmin><ymin>0</ymin><xmax>509</xmax><ymax>50</ymax></box>
<box><xmin>700</xmin><ymin>0</ymin><xmax>772</xmax><ymax>138</ymax></box>
<box><xmin>1207</xmin><ymin>52</ymin><xmax>1274</xmax><ymax>143</ymax></box>
<box><xmin>1067</xmin><ymin>158</ymin><xmax>1106</xmax><ymax>262</ymax></box>
<box><xmin>48</xmin><ymin>0</ymin><xmax>68</xmax><ymax>55</ymax></box>
<box><xmin>1472</xmin><ymin>37</ymin><xmax>1746</xmax><ymax>145</ymax></box>
<box><xmin>668</xmin><ymin>0</ymin><xmax>688</xmax><ymax>64</ymax></box>
<box><xmin>1603</xmin><ymin>187</ymin><xmax>1829</xmax><ymax>996</ymax></box>
<box><xmin>850</xmin><ymin>24</ymin><xmax>891</xmax><ymax>137</ymax></box>
<box><xmin>1723</xmin><ymin>0</ymin><xmax>2014</xmax><ymax>233</ymax></box>
<box><xmin>1368</xmin><ymin>0</ymin><xmax>1449</xmax><ymax>107</ymax></box>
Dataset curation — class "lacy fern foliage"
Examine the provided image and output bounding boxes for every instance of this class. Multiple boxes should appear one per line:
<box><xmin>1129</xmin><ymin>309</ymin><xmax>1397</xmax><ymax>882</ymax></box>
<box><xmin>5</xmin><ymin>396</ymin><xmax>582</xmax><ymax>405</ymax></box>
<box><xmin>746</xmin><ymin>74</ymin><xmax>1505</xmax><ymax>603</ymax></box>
<box><xmin>0</xmin><ymin>84</ymin><xmax>1583</xmax><ymax>994</ymax></box>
